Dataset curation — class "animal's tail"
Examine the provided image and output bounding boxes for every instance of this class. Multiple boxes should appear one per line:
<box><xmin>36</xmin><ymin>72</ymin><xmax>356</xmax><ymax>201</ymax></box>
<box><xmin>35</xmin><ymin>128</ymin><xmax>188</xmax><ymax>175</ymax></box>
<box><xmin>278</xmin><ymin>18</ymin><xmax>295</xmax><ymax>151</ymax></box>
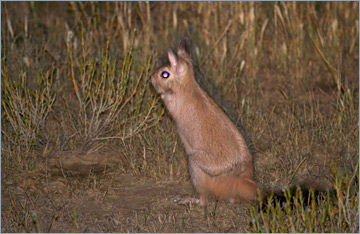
<box><xmin>204</xmin><ymin>169</ymin><xmax>331</xmax><ymax>205</ymax></box>
<box><xmin>256</xmin><ymin>180</ymin><xmax>333</xmax><ymax>206</ymax></box>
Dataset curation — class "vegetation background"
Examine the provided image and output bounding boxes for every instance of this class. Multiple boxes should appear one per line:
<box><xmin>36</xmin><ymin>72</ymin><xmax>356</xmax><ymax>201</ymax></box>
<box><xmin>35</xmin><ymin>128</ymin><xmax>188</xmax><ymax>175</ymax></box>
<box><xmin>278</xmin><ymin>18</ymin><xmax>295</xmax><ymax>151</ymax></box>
<box><xmin>1</xmin><ymin>1</ymin><xmax>358</xmax><ymax>232</ymax></box>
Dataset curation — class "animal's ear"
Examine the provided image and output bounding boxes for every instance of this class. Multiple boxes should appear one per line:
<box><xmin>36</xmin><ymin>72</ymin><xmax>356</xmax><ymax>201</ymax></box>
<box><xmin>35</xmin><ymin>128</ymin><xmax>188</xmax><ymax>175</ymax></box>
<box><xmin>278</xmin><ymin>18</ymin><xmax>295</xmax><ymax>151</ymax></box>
<box><xmin>168</xmin><ymin>49</ymin><xmax>185</xmax><ymax>73</ymax></box>
<box><xmin>168</xmin><ymin>49</ymin><xmax>178</xmax><ymax>67</ymax></box>
<box><xmin>177</xmin><ymin>37</ymin><xmax>190</xmax><ymax>57</ymax></box>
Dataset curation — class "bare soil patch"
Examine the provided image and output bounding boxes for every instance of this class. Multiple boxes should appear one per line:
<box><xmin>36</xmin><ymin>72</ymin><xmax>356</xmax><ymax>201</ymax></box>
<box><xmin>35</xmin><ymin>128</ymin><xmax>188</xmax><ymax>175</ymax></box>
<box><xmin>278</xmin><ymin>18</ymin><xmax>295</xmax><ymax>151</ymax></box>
<box><xmin>2</xmin><ymin>152</ymin><xmax>250</xmax><ymax>232</ymax></box>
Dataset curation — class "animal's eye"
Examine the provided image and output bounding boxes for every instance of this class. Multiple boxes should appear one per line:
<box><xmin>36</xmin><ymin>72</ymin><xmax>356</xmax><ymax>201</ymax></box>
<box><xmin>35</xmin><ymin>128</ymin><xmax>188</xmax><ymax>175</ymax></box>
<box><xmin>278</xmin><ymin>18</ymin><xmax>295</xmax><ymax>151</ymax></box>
<box><xmin>161</xmin><ymin>71</ymin><xmax>170</xmax><ymax>79</ymax></box>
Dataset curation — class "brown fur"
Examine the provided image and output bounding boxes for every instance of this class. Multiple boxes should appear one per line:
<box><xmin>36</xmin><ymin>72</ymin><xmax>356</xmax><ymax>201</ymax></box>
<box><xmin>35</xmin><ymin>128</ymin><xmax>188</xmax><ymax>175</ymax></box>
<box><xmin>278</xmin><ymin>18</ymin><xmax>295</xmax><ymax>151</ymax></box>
<box><xmin>150</xmin><ymin>38</ymin><xmax>258</xmax><ymax>206</ymax></box>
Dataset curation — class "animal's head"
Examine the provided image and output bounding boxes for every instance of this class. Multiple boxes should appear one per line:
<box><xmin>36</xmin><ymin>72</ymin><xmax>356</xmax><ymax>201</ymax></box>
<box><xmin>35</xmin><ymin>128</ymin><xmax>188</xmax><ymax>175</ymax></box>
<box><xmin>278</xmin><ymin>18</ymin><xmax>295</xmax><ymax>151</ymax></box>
<box><xmin>150</xmin><ymin>37</ymin><xmax>194</xmax><ymax>98</ymax></box>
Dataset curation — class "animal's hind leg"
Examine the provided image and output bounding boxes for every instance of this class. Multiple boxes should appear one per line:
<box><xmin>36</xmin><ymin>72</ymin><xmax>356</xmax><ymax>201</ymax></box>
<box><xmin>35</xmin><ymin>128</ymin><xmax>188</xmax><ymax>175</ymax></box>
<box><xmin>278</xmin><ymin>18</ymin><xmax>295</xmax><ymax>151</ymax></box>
<box><xmin>238</xmin><ymin>176</ymin><xmax>258</xmax><ymax>202</ymax></box>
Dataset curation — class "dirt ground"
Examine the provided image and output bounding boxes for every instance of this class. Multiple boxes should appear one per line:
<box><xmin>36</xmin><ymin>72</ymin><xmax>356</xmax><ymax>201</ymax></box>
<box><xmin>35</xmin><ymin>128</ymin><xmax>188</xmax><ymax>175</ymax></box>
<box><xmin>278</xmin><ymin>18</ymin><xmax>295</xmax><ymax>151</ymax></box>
<box><xmin>1</xmin><ymin>150</ymin><xmax>250</xmax><ymax>233</ymax></box>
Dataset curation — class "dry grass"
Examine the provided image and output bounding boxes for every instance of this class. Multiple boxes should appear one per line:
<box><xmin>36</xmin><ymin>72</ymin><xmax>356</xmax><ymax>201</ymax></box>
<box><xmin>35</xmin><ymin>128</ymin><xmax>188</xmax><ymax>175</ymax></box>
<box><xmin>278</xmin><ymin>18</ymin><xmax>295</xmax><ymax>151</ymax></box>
<box><xmin>1</xmin><ymin>2</ymin><xmax>358</xmax><ymax>233</ymax></box>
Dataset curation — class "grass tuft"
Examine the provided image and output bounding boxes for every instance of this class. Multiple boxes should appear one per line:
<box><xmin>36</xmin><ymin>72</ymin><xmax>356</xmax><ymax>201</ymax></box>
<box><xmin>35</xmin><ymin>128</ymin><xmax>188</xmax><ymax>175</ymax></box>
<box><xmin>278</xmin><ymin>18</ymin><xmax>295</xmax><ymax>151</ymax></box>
<box><xmin>248</xmin><ymin>161</ymin><xmax>359</xmax><ymax>233</ymax></box>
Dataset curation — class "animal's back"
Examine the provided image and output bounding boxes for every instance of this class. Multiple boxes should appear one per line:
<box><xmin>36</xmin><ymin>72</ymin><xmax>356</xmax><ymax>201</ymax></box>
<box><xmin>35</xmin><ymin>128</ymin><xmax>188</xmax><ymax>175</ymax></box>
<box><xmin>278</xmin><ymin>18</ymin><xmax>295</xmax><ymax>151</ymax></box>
<box><xmin>175</xmin><ymin>86</ymin><xmax>252</xmax><ymax>163</ymax></box>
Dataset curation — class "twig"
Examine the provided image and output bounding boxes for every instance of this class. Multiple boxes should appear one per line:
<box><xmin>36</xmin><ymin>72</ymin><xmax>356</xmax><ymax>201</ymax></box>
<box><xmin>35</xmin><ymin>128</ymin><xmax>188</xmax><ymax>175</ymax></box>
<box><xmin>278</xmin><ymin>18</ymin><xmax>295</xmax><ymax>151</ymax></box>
<box><xmin>201</xmin><ymin>19</ymin><xmax>234</xmax><ymax>66</ymax></box>
<box><xmin>290</xmin><ymin>156</ymin><xmax>308</xmax><ymax>180</ymax></box>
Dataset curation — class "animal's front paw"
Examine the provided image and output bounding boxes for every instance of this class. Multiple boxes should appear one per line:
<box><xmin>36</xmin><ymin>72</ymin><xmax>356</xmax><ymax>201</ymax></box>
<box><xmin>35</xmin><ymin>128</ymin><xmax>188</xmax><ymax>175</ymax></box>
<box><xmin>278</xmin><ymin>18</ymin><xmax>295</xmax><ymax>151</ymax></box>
<box><xmin>173</xmin><ymin>195</ymin><xmax>200</xmax><ymax>206</ymax></box>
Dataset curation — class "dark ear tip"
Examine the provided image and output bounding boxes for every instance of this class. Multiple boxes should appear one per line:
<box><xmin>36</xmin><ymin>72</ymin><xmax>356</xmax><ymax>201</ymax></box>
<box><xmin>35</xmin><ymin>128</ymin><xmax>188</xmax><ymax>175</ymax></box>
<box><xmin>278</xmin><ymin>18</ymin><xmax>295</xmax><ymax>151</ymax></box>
<box><xmin>178</xmin><ymin>37</ymin><xmax>190</xmax><ymax>56</ymax></box>
<box><xmin>181</xmin><ymin>37</ymin><xmax>188</xmax><ymax>42</ymax></box>
<box><xmin>179</xmin><ymin>37</ymin><xmax>189</xmax><ymax>47</ymax></box>
<box><xmin>168</xmin><ymin>48</ymin><xmax>176</xmax><ymax>56</ymax></box>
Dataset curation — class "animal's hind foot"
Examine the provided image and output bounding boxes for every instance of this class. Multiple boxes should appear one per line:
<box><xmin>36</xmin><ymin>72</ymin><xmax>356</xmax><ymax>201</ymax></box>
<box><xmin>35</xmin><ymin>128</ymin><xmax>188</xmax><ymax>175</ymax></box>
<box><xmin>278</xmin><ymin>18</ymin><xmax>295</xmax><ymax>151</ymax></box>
<box><xmin>173</xmin><ymin>195</ymin><xmax>200</xmax><ymax>206</ymax></box>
